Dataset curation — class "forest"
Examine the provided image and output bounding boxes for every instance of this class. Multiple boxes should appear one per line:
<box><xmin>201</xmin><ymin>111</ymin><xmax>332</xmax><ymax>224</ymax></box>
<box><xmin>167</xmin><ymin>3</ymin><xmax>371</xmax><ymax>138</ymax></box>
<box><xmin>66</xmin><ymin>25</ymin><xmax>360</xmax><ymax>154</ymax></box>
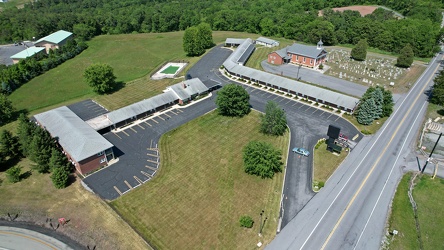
<box><xmin>0</xmin><ymin>0</ymin><xmax>443</xmax><ymax>57</ymax></box>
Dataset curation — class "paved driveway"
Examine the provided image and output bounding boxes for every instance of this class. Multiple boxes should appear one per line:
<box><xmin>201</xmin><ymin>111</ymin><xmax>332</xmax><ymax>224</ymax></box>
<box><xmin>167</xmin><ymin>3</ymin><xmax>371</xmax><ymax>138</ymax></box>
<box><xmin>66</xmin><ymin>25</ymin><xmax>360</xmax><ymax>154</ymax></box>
<box><xmin>261</xmin><ymin>60</ymin><xmax>368</xmax><ymax>98</ymax></box>
<box><xmin>0</xmin><ymin>42</ymin><xmax>34</xmax><ymax>65</ymax></box>
<box><xmin>194</xmin><ymin>45</ymin><xmax>362</xmax><ymax>229</ymax></box>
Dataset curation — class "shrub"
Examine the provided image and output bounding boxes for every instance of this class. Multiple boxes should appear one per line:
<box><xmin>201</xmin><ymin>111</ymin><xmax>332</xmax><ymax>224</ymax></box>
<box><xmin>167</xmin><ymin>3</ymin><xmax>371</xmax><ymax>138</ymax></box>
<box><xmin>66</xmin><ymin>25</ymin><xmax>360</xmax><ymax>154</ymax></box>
<box><xmin>239</xmin><ymin>215</ymin><xmax>254</xmax><ymax>228</ymax></box>
<box><xmin>6</xmin><ymin>166</ymin><xmax>22</xmax><ymax>183</ymax></box>
<box><xmin>318</xmin><ymin>64</ymin><xmax>324</xmax><ymax>70</ymax></box>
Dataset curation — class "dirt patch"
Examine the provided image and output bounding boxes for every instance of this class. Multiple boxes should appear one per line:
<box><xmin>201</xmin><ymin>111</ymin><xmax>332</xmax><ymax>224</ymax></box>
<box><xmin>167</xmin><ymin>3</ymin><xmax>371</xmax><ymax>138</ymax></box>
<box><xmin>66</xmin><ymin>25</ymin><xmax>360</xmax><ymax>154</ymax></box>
<box><xmin>318</xmin><ymin>5</ymin><xmax>378</xmax><ymax>17</ymax></box>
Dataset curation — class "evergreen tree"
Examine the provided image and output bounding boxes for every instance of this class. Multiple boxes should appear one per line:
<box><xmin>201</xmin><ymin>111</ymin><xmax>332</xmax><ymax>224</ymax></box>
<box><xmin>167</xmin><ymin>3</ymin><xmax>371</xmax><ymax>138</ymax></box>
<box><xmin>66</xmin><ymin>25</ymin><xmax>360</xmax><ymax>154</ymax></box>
<box><xmin>6</xmin><ymin>165</ymin><xmax>22</xmax><ymax>183</ymax></box>
<box><xmin>30</xmin><ymin>126</ymin><xmax>55</xmax><ymax>173</ymax></box>
<box><xmin>260</xmin><ymin>101</ymin><xmax>287</xmax><ymax>136</ymax></box>
<box><xmin>396</xmin><ymin>44</ymin><xmax>414</xmax><ymax>68</ymax></box>
<box><xmin>243</xmin><ymin>141</ymin><xmax>282</xmax><ymax>179</ymax></box>
<box><xmin>49</xmin><ymin>148</ymin><xmax>68</xmax><ymax>172</ymax></box>
<box><xmin>0</xmin><ymin>93</ymin><xmax>15</xmax><ymax>124</ymax></box>
<box><xmin>357</xmin><ymin>98</ymin><xmax>378</xmax><ymax>125</ymax></box>
<box><xmin>382</xmin><ymin>88</ymin><xmax>394</xmax><ymax>117</ymax></box>
<box><xmin>216</xmin><ymin>84</ymin><xmax>250</xmax><ymax>117</ymax></box>
<box><xmin>51</xmin><ymin>165</ymin><xmax>70</xmax><ymax>189</ymax></box>
<box><xmin>0</xmin><ymin>130</ymin><xmax>21</xmax><ymax>159</ymax></box>
<box><xmin>16</xmin><ymin>114</ymin><xmax>35</xmax><ymax>157</ymax></box>
<box><xmin>371</xmin><ymin>87</ymin><xmax>384</xmax><ymax>119</ymax></box>
<box><xmin>351</xmin><ymin>39</ymin><xmax>368</xmax><ymax>61</ymax></box>
<box><xmin>431</xmin><ymin>70</ymin><xmax>444</xmax><ymax>105</ymax></box>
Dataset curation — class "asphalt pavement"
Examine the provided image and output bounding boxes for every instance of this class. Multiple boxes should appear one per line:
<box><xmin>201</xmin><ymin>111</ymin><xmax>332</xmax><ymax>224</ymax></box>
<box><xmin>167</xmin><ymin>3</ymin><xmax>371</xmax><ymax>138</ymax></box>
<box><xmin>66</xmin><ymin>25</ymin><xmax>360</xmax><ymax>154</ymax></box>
<box><xmin>265</xmin><ymin>46</ymin><xmax>444</xmax><ymax>250</ymax></box>
<box><xmin>0</xmin><ymin>42</ymin><xmax>34</xmax><ymax>65</ymax></box>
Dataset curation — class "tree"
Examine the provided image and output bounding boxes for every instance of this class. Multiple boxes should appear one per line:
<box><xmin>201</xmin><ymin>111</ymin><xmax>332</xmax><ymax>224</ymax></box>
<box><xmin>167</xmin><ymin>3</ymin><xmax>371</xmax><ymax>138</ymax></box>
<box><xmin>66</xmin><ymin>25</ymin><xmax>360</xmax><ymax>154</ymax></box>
<box><xmin>260</xmin><ymin>101</ymin><xmax>287</xmax><ymax>136</ymax></box>
<box><xmin>16</xmin><ymin>114</ymin><xmax>35</xmax><ymax>157</ymax></box>
<box><xmin>73</xmin><ymin>23</ymin><xmax>96</xmax><ymax>41</ymax></box>
<box><xmin>357</xmin><ymin>98</ymin><xmax>378</xmax><ymax>125</ymax></box>
<box><xmin>49</xmin><ymin>148</ymin><xmax>68</xmax><ymax>172</ymax></box>
<box><xmin>381</xmin><ymin>88</ymin><xmax>394</xmax><ymax>117</ymax></box>
<box><xmin>396</xmin><ymin>44</ymin><xmax>414</xmax><ymax>68</ymax></box>
<box><xmin>183</xmin><ymin>26</ymin><xmax>205</xmax><ymax>56</ymax></box>
<box><xmin>30</xmin><ymin>126</ymin><xmax>55</xmax><ymax>173</ymax></box>
<box><xmin>84</xmin><ymin>63</ymin><xmax>116</xmax><ymax>94</ymax></box>
<box><xmin>0</xmin><ymin>130</ymin><xmax>21</xmax><ymax>159</ymax></box>
<box><xmin>0</xmin><ymin>94</ymin><xmax>14</xmax><ymax>124</ymax></box>
<box><xmin>6</xmin><ymin>165</ymin><xmax>22</xmax><ymax>183</ymax></box>
<box><xmin>197</xmin><ymin>23</ymin><xmax>214</xmax><ymax>49</ymax></box>
<box><xmin>351</xmin><ymin>39</ymin><xmax>368</xmax><ymax>61</ymax></box>
<box><xmin>243</xmin><ymin>141</ymin><xmax>282</xmax><ymax>179</ymax></box>
<box><xmin>371</xmin><ymin>87</ymin><xmax>383</xmax><ymax>119</ymax></box>
<box><xmin>51</xmin><ymin>165</ymin><xmax>70</xmax><ymax>189</ymax></box>
<box><xmin>431</xmin><ymin>70</ymin><xmax>444</xmax><ymax>105</ymax></box>
<box><xmin>216</xmin><ymin>84</ymin><xmax>250</xmax><ymax>117</ymax></box>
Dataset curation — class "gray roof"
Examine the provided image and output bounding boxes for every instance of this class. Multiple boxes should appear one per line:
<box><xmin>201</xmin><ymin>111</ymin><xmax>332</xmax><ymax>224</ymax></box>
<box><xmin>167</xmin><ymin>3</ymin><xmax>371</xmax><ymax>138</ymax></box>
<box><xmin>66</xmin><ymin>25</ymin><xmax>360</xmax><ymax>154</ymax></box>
<box><xmin>225</xmin><ymin>38</ymin><xmax>246</xmax><ymax>45</ymax></box>
<box><xmin>223</xmin><ymin>39</ymin><xmax>359</xmax><ymax>111</ymax></box>
<box><xmin>169</xmin><ymin>78</ymin><xmax>209</xmax><ymax>100</ymax></box>
<box><xmin>34</xmin><ymin>106</ymin><xmax>113</xmax><ymax>163</ymax></box>
<box><xmin>106</xmin><ymin>91</ymin><xmax>177</xmax><ymax>125</ymax></box>
<box><xmin>274</xmin><ymin>48</ymin><xmax>289</xmax><ymax>59</ymax></box>
<box><xmin>238</xmin><ymin>43</ymin><xmax>255</xmax><ymax>64</ymax></box>
<box><xmin>287</xmin><ymin>43</ymin><xmax>327</xmax><ymax>59</ymax></box>
<box><xmin>256</xmin><ymin>37</ymin><xmax>279</xmax><ymax>45</ymax></box>
<box><xmin>35</xmin><ymin>30</ymin><xmax>73</xmax><ymax>45</ymax></box>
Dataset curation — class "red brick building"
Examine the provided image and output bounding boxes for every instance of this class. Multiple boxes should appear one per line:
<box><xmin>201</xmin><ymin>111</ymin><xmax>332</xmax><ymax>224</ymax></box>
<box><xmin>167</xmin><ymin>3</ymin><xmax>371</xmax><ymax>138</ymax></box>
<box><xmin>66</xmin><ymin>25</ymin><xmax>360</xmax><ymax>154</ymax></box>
<box><xmin>268</xmin><ymin>40</ymin><xmax>327</xmax><ymax>68</ymax></box>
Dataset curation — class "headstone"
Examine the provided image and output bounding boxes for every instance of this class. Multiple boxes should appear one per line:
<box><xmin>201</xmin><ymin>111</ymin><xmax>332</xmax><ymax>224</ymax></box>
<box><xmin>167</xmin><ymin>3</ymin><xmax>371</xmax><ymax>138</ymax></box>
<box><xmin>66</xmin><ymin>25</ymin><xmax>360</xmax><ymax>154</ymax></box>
<box><xmin>339</xmin><ymin>72</ymin><xmax>342</xmax><ymax>78</ymax></box>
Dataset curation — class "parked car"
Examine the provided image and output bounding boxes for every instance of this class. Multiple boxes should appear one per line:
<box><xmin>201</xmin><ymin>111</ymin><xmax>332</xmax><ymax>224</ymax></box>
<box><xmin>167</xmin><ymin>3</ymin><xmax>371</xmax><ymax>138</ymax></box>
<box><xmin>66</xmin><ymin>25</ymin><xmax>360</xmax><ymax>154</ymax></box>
<box><xmin>292</xmin><ymin>147</ymin><xmax>310</xmax><ymax>156</ymax></box>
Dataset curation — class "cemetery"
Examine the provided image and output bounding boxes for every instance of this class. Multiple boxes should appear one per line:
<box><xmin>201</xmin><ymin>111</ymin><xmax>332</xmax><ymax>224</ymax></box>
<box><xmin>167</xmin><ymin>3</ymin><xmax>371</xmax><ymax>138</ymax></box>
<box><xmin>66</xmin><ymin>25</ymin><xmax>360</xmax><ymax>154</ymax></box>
<box><xmin>324</xmin><ymin>48</ymin><xmax>426</xmax><ymax>93</ymax></box>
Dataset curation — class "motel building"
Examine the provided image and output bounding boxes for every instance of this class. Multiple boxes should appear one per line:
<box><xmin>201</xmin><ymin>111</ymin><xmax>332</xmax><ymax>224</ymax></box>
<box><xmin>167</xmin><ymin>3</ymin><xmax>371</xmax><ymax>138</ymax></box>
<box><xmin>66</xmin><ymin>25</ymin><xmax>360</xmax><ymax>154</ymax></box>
<box><xmin>268</xmin><ymin>40</ymin><xmax>327</xmax><ymax>69</ymax></box>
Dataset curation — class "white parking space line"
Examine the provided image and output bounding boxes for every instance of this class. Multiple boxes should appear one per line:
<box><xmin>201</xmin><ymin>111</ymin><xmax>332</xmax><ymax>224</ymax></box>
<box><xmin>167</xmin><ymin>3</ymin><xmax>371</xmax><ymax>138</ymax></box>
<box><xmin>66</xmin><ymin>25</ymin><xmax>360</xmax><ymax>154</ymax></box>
<box><xmin>114</xmin><ymin>186</ymin><xmax>123</xmax><ymax>196</ymax></box>
<box><xmin>327</xmin><ymin>113</ymin><xmax>333</xmax><ymax>119</ymax></box>
<box><xmin>121</xmin><ymin>130</ymin><xmax>130</xmax><ymax>137</ymax></box>
<box><xmin>286</xmin><ymin>100</ymin><xmax>292</xmax><ymax>105</ymax></box>
<box><xmin>124</xmin><ymin>180</ymin><xmax>133</xmax><ymax>189</ymax></box>
<box><xmin>134</xmin><ymin>176</ymin><xmax>143</xmax><ymax>185</ymax></box>
<box><xmin>113</xmin><ymin>133</ymin><xmax>122</xmax><ymax>139</ymax></box>
<box><xmin>305</xmin><ymin>106</ymin><xmax>312</xmax><ymax>111</ymax></box>
<box><xmin>175</xmin><ymin>109</ymin><xmax>184</xmax><ymax>113</ymax></box>
<box><xmin>169</xmin><ymin>110</ymin><xmax>178</xmax><ymax>115</ymax></box>
<box><xmin>144</xmin><ymin>121</ymin><xmax>152</xmax><ymax>126</ymax></box>
<box><xmin>147</xmin><ymin>153</ymin><xmax>158</xmax><ymax>157</ymax></box>
<box><xmin>145</xmin><ymin>165</ymin><xmax>158</xmax><ymax>171</ymax></box>
<box><xmin>272</xmin><ymin>95</ymin><xmax>279</xmax><ymax>100</ymax></box>
<box><xmin>319</xmin><ymin>111</ymin><xmax>325</xmax><ymax>116</ymax></box>
<box><xmin>130</xmin><ymin>127</ymin><xmax>137</xmax><ymax>133</ymax></box>
<box><xmin>292</xmin><ymin>102</ymin><xmax>298</xmax><ymax>106</ymax></box>
<box><xmin>335</xmin><ymin>116</ymin><xmax>340</xmax><ymax>121</ymax></box>
<box><xmin>147</xmin><ymin>159</ymin><xmax>158</xmax><ymax>164</ymax></box>
<box><xmin>312</xmin><ymin>109</ymin><xmax>318</xmax><ymax>114</ymax></box>
<box><xmin>278</xmin><ymin>98</ymin><xmax>285</xmax><ymax>102</ymax></box>
<box><xmin>141</xmin><ymin>171</ymin><xmax>152</xmax><ymax>179</ymax></box>
<box><xmin>137</xmin><ymin>124</ymin><xmax>145</xmax><ymax>130</ymax></box>
<box><xmin>151</xmin><ymin>118</ymin><xmax>159</xmax><ymax>124</ymax></box>
<box><xmin>164</xmin><ymin>113</ymin><xmax>171</xmax><ymax>118</ymax></box>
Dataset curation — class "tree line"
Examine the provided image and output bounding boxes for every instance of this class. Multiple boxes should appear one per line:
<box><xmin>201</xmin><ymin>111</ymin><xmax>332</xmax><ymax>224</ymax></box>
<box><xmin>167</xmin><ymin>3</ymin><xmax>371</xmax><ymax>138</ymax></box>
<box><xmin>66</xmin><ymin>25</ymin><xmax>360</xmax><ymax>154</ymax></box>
<box><xmin>0</xmin><ymin>114</ymin><xmax>72</xmax><ymax>188</ymax></box>
<box><xmin>0</xmin><ymin>40</ymin><xmax>87</xmax><ymax>94</ymax></box>
<box><xmin>0</xmin><ymin>0</ymin><xmax>442</xmax><ymax>58</ymax></box>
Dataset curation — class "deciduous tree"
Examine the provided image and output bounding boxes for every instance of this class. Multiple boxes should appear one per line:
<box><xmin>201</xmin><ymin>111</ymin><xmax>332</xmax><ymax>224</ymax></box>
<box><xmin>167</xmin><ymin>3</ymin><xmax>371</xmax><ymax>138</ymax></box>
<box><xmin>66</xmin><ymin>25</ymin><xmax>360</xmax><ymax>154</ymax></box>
<box><xmin>183</xmin><ymin>26</ymin><xmax>205</xmax><ymax>56</ymax></box>
<box><xmin>260</xmin><ymin>101</ymin><xmax>287</xmax><ymax>136</ymax></box>
<box><xmin>84</xmin><ymin>63</ymin><xmax>116</xmax><ymax>94</ymax></box>
<box><xmin>216</xmin><ymin>84</ymin><xmax>250</xmax><ymax>117</ymax></box>
<box><xmin>243</xmin><ymin>141</ymin><xmax>282</xmax><ymax>179</ymax></box>
<box><xmin>197</xmin><ymin>23</ymin><xmax>214</xmax><ymax>49</ymax></box>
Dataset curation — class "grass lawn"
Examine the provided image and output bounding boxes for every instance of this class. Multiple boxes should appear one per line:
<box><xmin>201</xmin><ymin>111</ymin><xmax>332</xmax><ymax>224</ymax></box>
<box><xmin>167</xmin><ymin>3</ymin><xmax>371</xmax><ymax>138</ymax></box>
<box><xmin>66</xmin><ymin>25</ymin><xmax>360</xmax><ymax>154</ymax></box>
<box><xmin>343</xmin><ymin>114</ymin><xmax>388</xmax><ymax>135</ymax></box>
<box><xmin>160</xmin><ymin>66</ymin><xmax>179</xmax><ymax>74</ymax></box>
<box><xmin>5</xmin><ymin>31</ymin><xmax>257</xmax><ymax>119</ymax></box>
<box><xmin>387</xmin><ymin>173</ymin><xmax>444</xmax><ymax>249</ymax></box>
<box><xmin>312</xmin><ymin>142</ymin><xmax>348</xmax><ymax>191</ymax></box>
<box><xmin>111</xmin><ymin>110</ymin><xmax>289</xmax><ymax>249</ymax></box>
<box><xmin>0</xmin><ymin>158</ymin><xmax>149</xmax><ymax>249</ymax></box>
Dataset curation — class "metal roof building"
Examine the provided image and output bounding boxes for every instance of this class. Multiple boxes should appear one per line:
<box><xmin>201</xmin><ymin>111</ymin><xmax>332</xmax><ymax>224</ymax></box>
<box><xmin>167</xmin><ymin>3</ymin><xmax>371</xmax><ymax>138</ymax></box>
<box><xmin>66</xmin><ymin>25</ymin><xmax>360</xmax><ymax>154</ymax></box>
<box><xmin>34</xmin><ymin>106</ymin><xmax>113</xmax><ymax>163</ymax></box>
<box><xmin>256</xmin><ymin>37</ymin><xmax>280</xmax><ymax>47</ymax></box>
<box><xmin>35</xmin><ymin>30</ymin><xmax>73</xmax><ymax>45</ymax></box>
<box><xmin>10</xmin><ymin>47</ymin><xmax>45</xmax><ymax>60</ymax></box>
<box><xmin>287</xmin><ymin>43</ymin><xmax>327</xmax><ymax>59</ymax></box>
<box><xmin>225</xmin><ymin>38</ymin><xmax>246</xmax><ymax>47</ymax></box>
<box><xmin>223</xmin><ymin>39</ymin><xmax>359</xmax><ymax>112</ymax></box>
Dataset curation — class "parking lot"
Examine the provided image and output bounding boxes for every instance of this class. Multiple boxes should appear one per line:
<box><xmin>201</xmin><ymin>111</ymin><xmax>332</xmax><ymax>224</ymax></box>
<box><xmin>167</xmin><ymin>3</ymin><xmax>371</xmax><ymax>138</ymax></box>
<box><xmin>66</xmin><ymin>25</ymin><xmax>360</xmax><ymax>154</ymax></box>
<box><xmin>83</xmin><ymin>97</ymin><xmax>217</xmax><ymax>200</ymax></box>
<box><xmin>0</xmin><ymin>42</ymin><xmax>34</xmax><ymax>65</ymax></box>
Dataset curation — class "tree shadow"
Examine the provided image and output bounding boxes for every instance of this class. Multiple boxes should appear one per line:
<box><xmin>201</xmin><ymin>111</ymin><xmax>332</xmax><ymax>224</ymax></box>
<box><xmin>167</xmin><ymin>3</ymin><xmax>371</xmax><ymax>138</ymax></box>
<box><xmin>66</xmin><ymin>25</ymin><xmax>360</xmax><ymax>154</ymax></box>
<box><xmin>106</xmin><ymin>81</ymin><xmax>125</xmax><ymax>95</ymax></box>
<box><xmin>0</xmin><ymin>157</ymin><xmax>22</xmax><ymax>172</ymax></box>
<box><xmin>19</xmin><ymin>170</ymin><xmax>32</xmax><ymax>180</ymax></box>
<box><xmin>437</xmin><ymin>109</ymin><xmax>444</xmax><ymax>116</ymax></box>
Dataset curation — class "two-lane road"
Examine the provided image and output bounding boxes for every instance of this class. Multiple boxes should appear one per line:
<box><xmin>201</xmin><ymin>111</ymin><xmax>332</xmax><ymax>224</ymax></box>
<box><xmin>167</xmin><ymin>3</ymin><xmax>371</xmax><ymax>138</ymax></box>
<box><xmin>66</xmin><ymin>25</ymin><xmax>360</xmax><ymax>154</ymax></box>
<box><xmin>266</xmin><ymin>54</ymin><xmax>443</xmax><ymax>249</ymax></box>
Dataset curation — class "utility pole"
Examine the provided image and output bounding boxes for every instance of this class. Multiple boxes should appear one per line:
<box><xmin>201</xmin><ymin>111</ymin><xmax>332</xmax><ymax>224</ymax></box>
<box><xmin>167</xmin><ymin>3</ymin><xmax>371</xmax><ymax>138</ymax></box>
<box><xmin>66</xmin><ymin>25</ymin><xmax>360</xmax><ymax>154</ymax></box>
<box><xmin>421</xmin><ymin>133</ymin><xmax>442</xmax><ymax>173</ymax></box>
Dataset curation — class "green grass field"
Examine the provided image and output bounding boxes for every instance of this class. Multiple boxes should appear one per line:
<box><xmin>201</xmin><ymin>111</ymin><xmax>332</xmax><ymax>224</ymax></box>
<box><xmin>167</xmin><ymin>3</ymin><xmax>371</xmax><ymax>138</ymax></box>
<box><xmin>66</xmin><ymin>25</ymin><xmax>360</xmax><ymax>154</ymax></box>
<box><xmin>160</xmin><ymin>65</ymin><xmax>179</xmax><ymax>74</ymax></box>
<box><xmin>1</xmin><ymin>31</ymin><xmax>258</xmax><ymax>131</ymax></box>
<box><xmin>387</xmin><ymin>173</ymin><xmax>444</xmax><ymax>249</ymax></box>
<box><xmin>111</xmin><ymin>110</ymin><xmax>289</xmax><ymax>249</ymax></box>
<box><xmin>313</xmin><ymin>143</ymin><xmax>348</xmax><ymax>190</ymax></box>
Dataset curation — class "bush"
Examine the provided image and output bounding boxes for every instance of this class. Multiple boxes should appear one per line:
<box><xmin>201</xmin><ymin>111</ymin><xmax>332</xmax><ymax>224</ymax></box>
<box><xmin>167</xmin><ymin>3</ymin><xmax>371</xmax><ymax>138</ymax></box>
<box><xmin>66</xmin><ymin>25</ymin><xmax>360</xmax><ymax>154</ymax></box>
<box><xmin>239</xmin><ymin>215</ymin><xmax>254</xmax><ymax>228</ymax></box>
<box><xmin>318</xmin><ymin>64</ymin><xmax>324</xmax><ymax>70</ymax></box>
<box><xmin>6</xmin><ymin>166</ymin><xmax>22</xmax><ymax>183</ymax></box>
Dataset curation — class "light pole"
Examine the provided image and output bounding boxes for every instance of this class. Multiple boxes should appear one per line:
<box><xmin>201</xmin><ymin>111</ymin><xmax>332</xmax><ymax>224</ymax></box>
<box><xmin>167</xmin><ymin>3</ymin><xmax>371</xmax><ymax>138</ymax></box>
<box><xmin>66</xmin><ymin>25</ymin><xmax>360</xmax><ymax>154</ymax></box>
<box><xmin>297</xmin><ymin>64</ymin><xmax>302</xmax><ymax>80</ymax></box>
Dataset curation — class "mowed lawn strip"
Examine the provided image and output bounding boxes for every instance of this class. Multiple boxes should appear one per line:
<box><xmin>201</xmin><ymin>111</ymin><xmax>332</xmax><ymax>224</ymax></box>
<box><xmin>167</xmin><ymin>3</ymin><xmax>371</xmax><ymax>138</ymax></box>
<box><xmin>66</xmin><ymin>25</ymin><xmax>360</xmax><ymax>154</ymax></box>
<box><xmin>388</xmin><ymin>173</ymin><xmax>444</xmax><ymax>249</ymax></box>
<box><xmin>313</xmin><ymin>143</ymin><xmax>348</xmax><ymax>185</ymax></box>
<box><xmin>0</xmin><ymin>159</ymin><xmax>149</xmax><ymax>249</ymax></box>
<box><xmin>111</xmin><ymin>111</ymin><xmax>289</xmax><ymax>249</ymax></box>
<box><xmin>7</xmin><ymin>31</ymin><xmax>258</xmax><ymax>115</ymax></box>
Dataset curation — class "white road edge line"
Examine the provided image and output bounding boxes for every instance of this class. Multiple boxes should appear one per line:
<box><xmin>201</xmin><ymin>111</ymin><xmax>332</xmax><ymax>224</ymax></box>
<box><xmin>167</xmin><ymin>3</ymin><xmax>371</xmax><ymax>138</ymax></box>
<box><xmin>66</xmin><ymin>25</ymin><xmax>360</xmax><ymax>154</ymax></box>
<box><xmin>353</xmin><ymin>100</ymin><xmax>428</xmax><ymax>249</ymax></box>
<box><xmin>298</xmin><ymin>55</ymin><xmax>438</xmax><ymax>250</ymax></box>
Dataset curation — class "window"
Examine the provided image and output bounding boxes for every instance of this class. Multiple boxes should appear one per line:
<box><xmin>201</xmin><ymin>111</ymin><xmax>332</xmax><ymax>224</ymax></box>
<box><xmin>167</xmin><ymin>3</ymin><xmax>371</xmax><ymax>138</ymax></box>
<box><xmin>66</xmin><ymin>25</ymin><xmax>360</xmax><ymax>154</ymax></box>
<box><xmin>303</xmin><ymin>57</ymin><xmax>306</xmax><ymax>63</ymax></box>
<box><xmin>296</xmin><ymin>55</ymin><xmax>299</xmax><ymax>61</ymax></box>
<box><xmin>310</xmin><ymin>59</ymin><xmax>313</xmax><ymax>64</ymax></box>
<box><xmin>97</xmin><ymin>151</ymin><xmax>104</xmax><ymax>156</ymax></box>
